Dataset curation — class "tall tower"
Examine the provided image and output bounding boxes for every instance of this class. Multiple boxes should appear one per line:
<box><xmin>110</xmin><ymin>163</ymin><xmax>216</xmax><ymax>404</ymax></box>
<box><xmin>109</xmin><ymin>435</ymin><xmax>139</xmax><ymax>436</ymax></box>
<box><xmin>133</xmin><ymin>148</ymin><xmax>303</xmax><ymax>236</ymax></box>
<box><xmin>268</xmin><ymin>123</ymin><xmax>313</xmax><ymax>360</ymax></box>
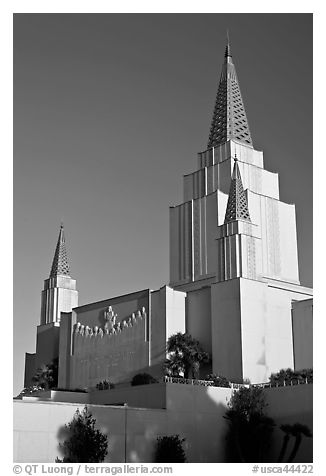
<box><xmin>24</xmin><ymin>224</ymin><xmax>79</xmax><ymax>387</ymax></box>
<box><xmin>40</xmin><ymin>224</ymin><xmax>78</xmax><ymax>325</ymax></box>
<box><xmin>169</xmin><ymin>37</ymin><xmax>312</xmax><ymax>383</ymax></box>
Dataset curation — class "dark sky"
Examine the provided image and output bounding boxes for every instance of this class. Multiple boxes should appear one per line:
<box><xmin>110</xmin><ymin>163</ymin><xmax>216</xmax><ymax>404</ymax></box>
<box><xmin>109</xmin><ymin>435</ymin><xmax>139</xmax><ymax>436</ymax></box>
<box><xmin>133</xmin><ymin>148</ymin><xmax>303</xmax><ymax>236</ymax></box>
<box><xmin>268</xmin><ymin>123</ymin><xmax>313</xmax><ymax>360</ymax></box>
<box><xmin>13</xmin><ymin>13</ymin><xmax>312</xmax><ymax>395</ymax></box>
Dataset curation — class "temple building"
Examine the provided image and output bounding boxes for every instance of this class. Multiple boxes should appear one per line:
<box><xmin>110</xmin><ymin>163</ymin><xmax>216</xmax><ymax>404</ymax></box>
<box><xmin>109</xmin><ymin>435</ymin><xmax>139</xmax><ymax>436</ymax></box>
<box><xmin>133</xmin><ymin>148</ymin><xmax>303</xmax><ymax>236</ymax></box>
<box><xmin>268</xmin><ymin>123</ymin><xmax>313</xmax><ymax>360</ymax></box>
<box><xmin>23</xmin><ymin>38</ymin><xmax>313</xmax><ymax>391</ymax></box>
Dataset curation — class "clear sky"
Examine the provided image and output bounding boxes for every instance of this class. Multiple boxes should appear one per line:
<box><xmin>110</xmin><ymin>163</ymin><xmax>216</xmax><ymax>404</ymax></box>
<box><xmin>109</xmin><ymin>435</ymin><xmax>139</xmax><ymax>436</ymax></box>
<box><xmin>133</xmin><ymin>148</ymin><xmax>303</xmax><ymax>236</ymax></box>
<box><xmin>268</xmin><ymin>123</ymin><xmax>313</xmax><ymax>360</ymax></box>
<box><xmin>13</xmin><ymin>13</ymin><xmax>312</xmax><ymax>395</ymax></box>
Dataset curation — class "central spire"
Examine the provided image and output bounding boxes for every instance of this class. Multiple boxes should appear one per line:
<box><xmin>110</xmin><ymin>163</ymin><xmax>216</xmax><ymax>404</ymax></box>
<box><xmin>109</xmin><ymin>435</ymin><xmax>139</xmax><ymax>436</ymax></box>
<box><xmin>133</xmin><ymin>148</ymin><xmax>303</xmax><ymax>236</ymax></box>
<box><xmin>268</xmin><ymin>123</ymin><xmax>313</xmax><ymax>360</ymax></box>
<box><xmin>50</xmin><ymin>223</ymin><xmax>71</xmax><ymax>277</ymax></box>
<box><xmin>207</xmin><ymin>36</ymin><xmax>253</xmax><ymax>149</ymax></box>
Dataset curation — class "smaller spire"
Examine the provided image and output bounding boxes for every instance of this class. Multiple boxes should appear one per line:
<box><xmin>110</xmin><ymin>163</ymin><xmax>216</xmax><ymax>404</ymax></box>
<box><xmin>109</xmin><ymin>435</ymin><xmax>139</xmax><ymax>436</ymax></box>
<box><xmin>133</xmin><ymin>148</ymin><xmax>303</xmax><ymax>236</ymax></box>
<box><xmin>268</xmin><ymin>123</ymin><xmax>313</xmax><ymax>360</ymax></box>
<box><xmin>224</xmin><ymin>159</ymin><xmax>251</xmax><ymax>223</ymax></box>
<box><xmin>50</xmin><ymin>223</ymin><xmax>71</xmax><ymax>278</ymax></box>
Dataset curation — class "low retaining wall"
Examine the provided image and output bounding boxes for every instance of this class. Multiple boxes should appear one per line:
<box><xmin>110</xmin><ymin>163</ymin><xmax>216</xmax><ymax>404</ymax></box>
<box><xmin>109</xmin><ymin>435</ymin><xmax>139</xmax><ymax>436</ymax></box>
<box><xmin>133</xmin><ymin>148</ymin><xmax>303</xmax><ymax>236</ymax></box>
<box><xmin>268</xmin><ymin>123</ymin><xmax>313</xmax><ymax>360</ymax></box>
<box><xmin>14</xmin><ymin>383</ymin><xmax>312</xmax><ymax>463</ymax></box>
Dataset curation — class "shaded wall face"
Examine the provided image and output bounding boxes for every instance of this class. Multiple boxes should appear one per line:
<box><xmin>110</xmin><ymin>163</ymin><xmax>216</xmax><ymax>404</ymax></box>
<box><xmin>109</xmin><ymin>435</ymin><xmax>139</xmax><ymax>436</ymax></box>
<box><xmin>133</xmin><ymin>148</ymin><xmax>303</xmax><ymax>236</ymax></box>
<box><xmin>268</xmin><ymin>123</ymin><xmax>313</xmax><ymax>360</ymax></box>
<box><xmin>35</xmin><ymin>324</ymin><xmax>60</xmax><ymax>370</ymax></box>
<box><xmin>186</xmin><ymin>286</ymin><xmax>212</xmax><ymax>355</ymax></box>
<box><xmin>292</xmin><ymin>299</ymin><xmax>313</xmax><ymax>371</ymax></box>
<box><xmin>23</xmin><ymin>353</ymin><xmax>36</xmax><ymax>388</ymax></box>
<box><xmin>211</xmin><ymin>279</ymin><xmax>243</xmax><ymax>382</ymax></box>
<box><xmin>265</xmin><ymin>385</ymin><xmax>313</xmax><ymax>463</ymax></box>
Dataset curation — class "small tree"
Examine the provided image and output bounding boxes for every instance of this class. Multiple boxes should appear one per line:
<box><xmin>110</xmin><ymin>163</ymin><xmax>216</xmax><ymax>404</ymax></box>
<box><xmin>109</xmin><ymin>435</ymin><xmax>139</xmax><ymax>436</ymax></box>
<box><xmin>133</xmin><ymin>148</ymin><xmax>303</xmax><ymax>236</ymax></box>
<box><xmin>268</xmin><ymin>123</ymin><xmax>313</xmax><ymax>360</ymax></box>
<box><xmin>155</xmin><ymin>435</ymin><xmax>186</xmax><ymax>463</ymax></box>
<box><xmin>131</xmin><ymin>373</ymin><xmax>158</xmax><ymax>386</ymax></box>
<box><xmin>56</xmin><ymin>406</ymin><xmax>108</xmax><ymax>463</ymax></box>
<box><xmin>164</xmin><ymin>332</ymin><xmax>209</xmax><ymax>379</ymax></box>
<box><xmin>224</xmin><ymin>387</ymin><xmax>275</xmax><ymax>462</ymax></box>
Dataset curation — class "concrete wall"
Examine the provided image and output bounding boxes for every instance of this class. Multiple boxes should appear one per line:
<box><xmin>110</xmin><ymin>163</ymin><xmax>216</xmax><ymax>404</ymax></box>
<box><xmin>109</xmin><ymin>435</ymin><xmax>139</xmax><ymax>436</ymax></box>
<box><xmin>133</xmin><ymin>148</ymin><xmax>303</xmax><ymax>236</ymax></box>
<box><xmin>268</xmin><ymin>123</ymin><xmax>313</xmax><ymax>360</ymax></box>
<box><xmin>292</xmin><ymin>299</ymin><xmax>313</xmax><ymax>370</ymax></box>
<box><xmin>13</xmin><ymin>383</ymin><xmax>312</xmax><ymax>463</ymax></box>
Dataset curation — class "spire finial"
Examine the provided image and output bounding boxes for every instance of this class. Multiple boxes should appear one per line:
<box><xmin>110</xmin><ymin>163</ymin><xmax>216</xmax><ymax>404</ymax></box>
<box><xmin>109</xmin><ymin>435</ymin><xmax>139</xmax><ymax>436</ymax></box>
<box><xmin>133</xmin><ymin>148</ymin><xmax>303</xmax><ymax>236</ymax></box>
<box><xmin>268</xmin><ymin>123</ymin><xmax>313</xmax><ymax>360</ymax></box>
<box><xmin>50</xmin><ymin>223</ymin><xmax>71</xmax><ymax>277</ymax></box>
<box><xmin>225</xmin><ymin>30</ymin><xmax>231</xmax><ymax>59</ymax></box>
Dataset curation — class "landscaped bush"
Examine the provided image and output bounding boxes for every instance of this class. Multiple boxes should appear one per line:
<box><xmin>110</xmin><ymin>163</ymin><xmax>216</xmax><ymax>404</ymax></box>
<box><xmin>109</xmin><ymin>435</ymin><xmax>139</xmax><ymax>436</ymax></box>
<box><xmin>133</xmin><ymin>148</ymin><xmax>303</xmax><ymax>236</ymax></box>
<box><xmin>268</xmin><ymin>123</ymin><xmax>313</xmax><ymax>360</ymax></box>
<box><xmin>154</xmin><ymin>435</ymin><xmax>186</xmax><ymax>463</ymax></box>
<box><xmin>269</xmin><ymin>368</ymin><xmax>313</xmax><ymax>386</ymax></box>
<box><xmin>96</xmin><ymin>380</ymin><xmax>115</xmax><ymax>391</ymax></box>
<box><xmin>56</xmin><ymin>406</ymin><xmax>108</xmax><ymax>463</ymax></box>
<box><xmin>205</xmin><ymin>373</ymin><xmax>231</xmax><ymax>388</ymax></box>
<box><xmin>15</xmin><ymin>385</ymin><xmax>45</xmax><ymax>398</ymax></box>
<box><xmin>131</xmin><ymin>373</ymin><xmax>158</xmax><ymax>386</ymax></box>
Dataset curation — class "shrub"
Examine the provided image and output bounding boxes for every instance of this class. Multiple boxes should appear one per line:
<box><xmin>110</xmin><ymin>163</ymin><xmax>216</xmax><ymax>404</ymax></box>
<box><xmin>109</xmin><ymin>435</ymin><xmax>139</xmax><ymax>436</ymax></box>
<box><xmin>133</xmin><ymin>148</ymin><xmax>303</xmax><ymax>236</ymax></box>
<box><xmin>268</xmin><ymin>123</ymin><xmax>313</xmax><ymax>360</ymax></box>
<box><xmin>96</xmin><ymin>380</ymin><xmax>115</xmax><ymax>391</ymax></box>
<box><xmin>56</xmin><ymin>406</ymin><xmax>108</xmax><ymax>463</ymax></box>
<box><xmin>155</xmin><ymin>435</ymin><xmax>186</xmax><ymax>463</ymax></box>
<box><xmin>15</xmin><ymin>385</ymin><xmax>45</xmax><ymax>398</ymax></box>
<box><xmin>131</xmin><ymin>373</ymin><xmax>158</xmax><ymax>386</ymax></box>
<box><xmin>269</xmin><ymin>368</ymin><xmax>313</xmax><ymax>386</ymax></box>
<box><xmin>205</xmin><ymin>373</ymin><xmax>231</xmax><ymax>388</ymax></box>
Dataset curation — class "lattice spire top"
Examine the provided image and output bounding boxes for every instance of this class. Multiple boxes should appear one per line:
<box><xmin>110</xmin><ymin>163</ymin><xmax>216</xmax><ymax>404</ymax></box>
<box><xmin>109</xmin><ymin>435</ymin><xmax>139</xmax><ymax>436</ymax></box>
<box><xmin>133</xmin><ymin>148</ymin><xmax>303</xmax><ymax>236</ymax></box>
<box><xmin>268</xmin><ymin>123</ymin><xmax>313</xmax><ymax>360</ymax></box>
<box><xmin>208</xmin><ymin>36</ymin><xmax>253</xmax><ymax>149</ymax></box>
<box><xmin>225</xmin><ymin>30</ymin><xmax>231</xmax><ymax>58</ymax></box>
<box><xmin>224</xmin><ymin>157</ymin><xmax>251</xmax><ymax>223</ymax></box>
<box><xmin>50</xmin><ymin>223</ymin><xmax>71</xmax><ymax>277</ymax></box>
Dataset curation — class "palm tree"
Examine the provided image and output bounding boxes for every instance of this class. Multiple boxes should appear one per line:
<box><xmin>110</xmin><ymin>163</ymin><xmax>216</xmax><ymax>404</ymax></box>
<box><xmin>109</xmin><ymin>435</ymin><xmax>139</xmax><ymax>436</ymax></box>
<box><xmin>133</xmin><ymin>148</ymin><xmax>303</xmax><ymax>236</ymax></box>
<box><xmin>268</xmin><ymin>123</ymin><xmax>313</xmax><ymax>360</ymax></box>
<box><xmin>164</xmin><ymin>332</ymin><xmax>209</xmax><ymax>379</ymax></box>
